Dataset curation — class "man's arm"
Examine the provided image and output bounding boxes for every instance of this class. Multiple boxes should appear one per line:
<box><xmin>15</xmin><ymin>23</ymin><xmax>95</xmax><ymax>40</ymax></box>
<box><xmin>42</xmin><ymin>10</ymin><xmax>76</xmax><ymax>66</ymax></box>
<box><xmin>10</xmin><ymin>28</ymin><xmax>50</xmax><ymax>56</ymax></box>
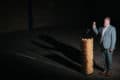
<box><xmin>92</xmin><ymin>21</ymin><xmax>99</xmax><ymax>35</ymax></box>
<box><xmin>110</xmin><ymin>27</ymin><xmax>116</xmax><ymax>50</ymax></box>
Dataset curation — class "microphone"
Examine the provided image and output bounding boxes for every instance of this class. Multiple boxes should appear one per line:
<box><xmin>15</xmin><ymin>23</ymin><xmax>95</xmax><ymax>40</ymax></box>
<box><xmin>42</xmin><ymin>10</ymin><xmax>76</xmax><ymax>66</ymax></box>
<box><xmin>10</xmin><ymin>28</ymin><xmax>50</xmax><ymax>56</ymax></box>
<box><xmin>86</xmin><ymin>28</ymin><xmax>91</xmax><ymax>34</ymax></box>
<box><xmin>85</xmin><ymin>28</ymin><xmax>93</xmax><ymax>38</ymax></box>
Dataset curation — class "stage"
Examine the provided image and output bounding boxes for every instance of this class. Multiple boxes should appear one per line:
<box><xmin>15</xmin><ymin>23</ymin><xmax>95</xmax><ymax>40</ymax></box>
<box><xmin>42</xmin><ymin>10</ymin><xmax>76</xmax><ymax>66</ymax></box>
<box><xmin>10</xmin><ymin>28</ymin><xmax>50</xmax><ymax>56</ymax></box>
<box><xmin>0</xmin><ymin>26</ymin><xmax>120</xmax><ymax>80</ymax></box>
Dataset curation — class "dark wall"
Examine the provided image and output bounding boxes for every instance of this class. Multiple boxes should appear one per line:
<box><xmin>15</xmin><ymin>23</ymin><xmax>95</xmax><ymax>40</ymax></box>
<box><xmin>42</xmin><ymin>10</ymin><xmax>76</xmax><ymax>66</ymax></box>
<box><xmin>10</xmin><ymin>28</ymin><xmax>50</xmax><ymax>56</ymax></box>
<box><xmin>32</xmin><ymin>0</ymin><xmax>56</xmax><ymax>28</ymax></box>
<box><xmin>6</xmin><ymin>0</ymin><xmax>96</xmax><ymax>32</ymax></box>
<box><xmin>32</xmin><ymin>0</ymin><xmax>85</xmax><ymax>27</ymax></box>
<box><xmin>4</xmin><ymin>0</ymin><xmax>120</xmax><ymax>32</ymax></box>
<box><xmin>7</xmin><ymin>0</ymin><xmax>27</xmax><ymax>32</ymax></box>
<box><xmin>6</xmin><ymin>0</ymin><xmax>87</xmax><ymax>32</ymax></box>
<box><xmin>31</xmin><ymin>0</ymin><xmax>96</xmax><ymax>30</ymax></box>
<box><xmin>96</xmin><ymin>1</ymin><xmax>120</xmax><ymax>26</ymax></box>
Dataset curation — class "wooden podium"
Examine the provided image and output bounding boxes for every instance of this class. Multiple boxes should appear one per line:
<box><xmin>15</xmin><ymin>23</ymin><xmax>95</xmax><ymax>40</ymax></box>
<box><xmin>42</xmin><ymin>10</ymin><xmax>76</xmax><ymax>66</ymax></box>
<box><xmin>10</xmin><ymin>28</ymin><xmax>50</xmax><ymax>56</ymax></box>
<box><xmin>81</xmin><ymin>38</ymin><xmax>94</xmax><ymax>75</ymax></box>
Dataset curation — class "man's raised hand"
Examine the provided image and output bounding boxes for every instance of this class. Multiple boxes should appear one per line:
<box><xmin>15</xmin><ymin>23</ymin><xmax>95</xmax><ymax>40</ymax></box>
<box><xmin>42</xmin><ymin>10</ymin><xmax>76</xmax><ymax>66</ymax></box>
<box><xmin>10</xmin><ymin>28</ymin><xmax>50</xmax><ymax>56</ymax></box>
<box><xmin>93</xmin><ymin>21</ymin><xmax>96</xmax><ymax>28</ymax></box>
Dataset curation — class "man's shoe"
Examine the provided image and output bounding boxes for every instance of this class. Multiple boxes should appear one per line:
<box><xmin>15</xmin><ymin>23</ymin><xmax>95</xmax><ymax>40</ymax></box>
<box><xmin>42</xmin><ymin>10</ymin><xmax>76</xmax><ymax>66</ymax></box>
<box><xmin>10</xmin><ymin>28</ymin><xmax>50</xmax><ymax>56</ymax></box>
<box><xmin>105</xmin><ymin>72</ymin><xmax>112</xmax><ymax>77</ymax></box>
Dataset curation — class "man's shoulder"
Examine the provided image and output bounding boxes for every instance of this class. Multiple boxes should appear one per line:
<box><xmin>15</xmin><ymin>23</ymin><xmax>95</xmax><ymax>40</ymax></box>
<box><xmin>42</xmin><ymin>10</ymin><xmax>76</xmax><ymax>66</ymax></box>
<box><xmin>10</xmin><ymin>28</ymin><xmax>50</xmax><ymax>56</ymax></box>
<box><xmin>110</xmin><ymin>25</ymin><xmax>115</xmax><ymax>28</ymax></box>
<box><xmin>110</xmin><ymin>25</ymin><xmax>116</xmax><ymax>32</ymax></box>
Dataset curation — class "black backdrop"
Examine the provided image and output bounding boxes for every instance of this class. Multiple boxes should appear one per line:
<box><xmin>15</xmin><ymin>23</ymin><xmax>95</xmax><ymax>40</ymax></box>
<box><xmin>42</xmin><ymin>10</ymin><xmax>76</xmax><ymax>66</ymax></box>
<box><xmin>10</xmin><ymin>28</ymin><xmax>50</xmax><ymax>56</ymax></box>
<box><xmin>0</xmin><ymin>0</ymin><xmax>119</xmax><ymax>32</ymax></box>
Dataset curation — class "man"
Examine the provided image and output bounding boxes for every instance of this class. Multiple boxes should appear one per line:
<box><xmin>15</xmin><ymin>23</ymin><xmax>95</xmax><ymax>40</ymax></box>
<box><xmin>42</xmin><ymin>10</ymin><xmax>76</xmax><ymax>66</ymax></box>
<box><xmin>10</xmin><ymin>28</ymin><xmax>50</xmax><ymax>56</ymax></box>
<box><xmin>92</xmin><ymin>17</ymin><xmax>116</xmax><ymax>77</ymax></box>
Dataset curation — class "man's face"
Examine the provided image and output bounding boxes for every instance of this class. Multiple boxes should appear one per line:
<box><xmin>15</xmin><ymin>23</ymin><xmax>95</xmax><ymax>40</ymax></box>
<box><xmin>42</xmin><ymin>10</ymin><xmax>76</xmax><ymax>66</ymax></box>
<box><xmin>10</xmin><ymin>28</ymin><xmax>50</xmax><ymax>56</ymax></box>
<box><xmin>104</xmin><ymin>18</ymin><xmax>110</xmax><ymax>27</ymax></box>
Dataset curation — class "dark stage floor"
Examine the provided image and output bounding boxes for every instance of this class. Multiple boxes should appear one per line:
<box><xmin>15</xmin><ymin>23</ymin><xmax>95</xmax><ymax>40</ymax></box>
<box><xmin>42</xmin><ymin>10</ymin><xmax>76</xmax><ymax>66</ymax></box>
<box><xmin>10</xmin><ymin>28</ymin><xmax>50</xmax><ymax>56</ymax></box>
<box><xmin>0</xmin><ymin>26</ymin><xmax>120</xmax><ymax>80</ymax></box>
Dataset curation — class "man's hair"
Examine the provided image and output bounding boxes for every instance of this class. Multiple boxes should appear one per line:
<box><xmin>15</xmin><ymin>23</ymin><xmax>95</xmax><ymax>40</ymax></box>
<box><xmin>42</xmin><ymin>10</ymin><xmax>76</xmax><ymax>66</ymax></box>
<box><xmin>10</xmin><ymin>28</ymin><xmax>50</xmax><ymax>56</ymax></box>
<box><xmin>104</xmin><ymin>17</ymin><xmax>111</xmax><ymax>21</ymax></box>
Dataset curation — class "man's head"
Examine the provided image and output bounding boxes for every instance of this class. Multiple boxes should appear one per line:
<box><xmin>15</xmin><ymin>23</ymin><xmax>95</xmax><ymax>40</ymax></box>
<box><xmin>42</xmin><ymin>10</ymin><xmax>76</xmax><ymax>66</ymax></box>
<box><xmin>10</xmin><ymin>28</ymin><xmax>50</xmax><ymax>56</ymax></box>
<box><xmin>104</xmin><ymin>17</ymin><xmax>111</xmax><ymax>27</ymax></box>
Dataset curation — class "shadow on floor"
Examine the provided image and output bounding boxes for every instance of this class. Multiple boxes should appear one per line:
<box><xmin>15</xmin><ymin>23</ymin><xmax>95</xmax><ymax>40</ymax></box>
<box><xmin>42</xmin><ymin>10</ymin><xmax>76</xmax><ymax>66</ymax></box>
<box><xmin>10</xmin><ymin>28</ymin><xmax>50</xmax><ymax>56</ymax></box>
<box><xmin>94</xmin><ymin>60</ymin><xmax>104</xmax><ymax>72</ymax></box>
<box><xmin>46</xmin><ymin>54</ymin><xmax>82</xmax><ymax>72</ymax></box>
<box><xmin>32</xmin><ymin>34</ymin><xmax>104</xmax><ymax>73</ymax></box>
<box><xmin>44</xmin><ymin>35</ymin><xmax>82</xmax><ymax>61</ymax></box>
